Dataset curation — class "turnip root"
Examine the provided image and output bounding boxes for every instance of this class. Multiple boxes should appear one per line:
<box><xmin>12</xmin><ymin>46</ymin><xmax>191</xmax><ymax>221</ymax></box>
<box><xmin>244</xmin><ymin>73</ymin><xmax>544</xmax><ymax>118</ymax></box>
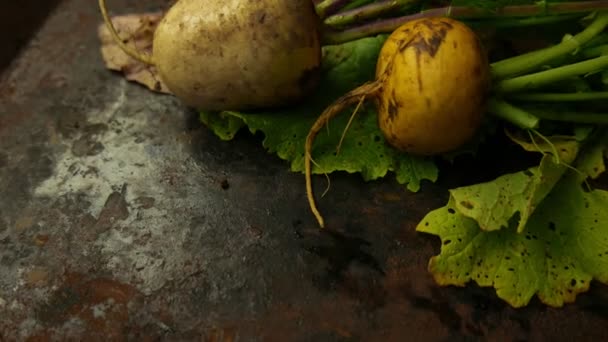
<box><xmin>375</xmin><ymin>18</ymin><xmax>490</xmax><ymax>153</ymax></box>
<box><xmin>305</xmin><ymin>17</ymin><xmax>490</xmax><ymax>228</ymax></box>
<box><xmin>99</xmin><ymin>0</ymin><xmax>323</xmax><ymax>111</ymax></box>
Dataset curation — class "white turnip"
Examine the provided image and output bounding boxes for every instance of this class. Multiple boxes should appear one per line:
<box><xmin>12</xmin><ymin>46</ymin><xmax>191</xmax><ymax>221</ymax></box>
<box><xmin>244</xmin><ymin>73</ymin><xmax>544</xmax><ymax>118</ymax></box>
<box><xmin>99</xmin><ymin>0</ymin><xmax>323</xmax><ymax>111</ymax></box>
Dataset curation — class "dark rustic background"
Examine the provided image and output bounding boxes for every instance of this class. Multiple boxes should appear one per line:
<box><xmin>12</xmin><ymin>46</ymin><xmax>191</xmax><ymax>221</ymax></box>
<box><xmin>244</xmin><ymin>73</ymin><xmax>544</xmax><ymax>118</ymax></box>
<box><xmin>0</xmin><ymin>1</ymin><xmax>607</xmax><ymax>340</ymax></box>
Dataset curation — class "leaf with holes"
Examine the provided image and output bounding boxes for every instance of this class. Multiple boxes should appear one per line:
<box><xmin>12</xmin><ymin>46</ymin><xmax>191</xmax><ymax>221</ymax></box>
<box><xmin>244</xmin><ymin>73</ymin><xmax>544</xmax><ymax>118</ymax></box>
<box><xmin>199</xmin><ymin>36</ymin><xmax>439</xmax><ymax>191</ymax></box>
<box><xmin>416</xmin><ymin>129</ymin><xmax>608</xmax><ymax>308</ymax></box>
<box><xmin>449</xmin><ymin>133</ymin><xmax>581</xmax><ymax>233</ymax></box>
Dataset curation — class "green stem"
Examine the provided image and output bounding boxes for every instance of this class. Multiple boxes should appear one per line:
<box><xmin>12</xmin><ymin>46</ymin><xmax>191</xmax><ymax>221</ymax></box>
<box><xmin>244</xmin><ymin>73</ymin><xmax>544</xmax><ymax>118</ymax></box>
<box><xmin>469</xmin><ymin>14</ymin><xmax>582</xmax><ymax>29</ymax></box>
<box><xmin>316</xmin><ymin>0</ymin><xmax>351</xmax><ymax>19</ymax></box>
<box><xmin>584</xmin><ymin>32</ymin><xmax>608</xmax><ymax>47</ymax></box>
<box><xmin>581</xmin><ymin>43</ymin><xmax>608</xmax><ymax>57</ymax></box>
<box><xmin>527</xmin><ymin>109</ymin><xmax>608</xmax><ymax>124</ymax></box>
<box><xmin>324</xmin><ymin>0</ymin><xmax>416</xmax><ymax>27</ymax></box>
<box><xmin>490</xmin><ymin>11</ymin><xmax>608</xmax><ymax>80</ymax></box>
<box><xmin>487</xmin><ymin>98</ymin><xmax>540</xmax><ymax>130</ymax></box>
<box><xmin>322</xmin><ymin>2</ymin><xmax>608</xmax><ymax>45</ymax></box>
<box><xmin>495</xmin><ymin>55</ymin><xmax>608</xmax><ymax>93</ymax></box>
<box><xmin>509</xmin><ymin>92</ymin><xmax>608</xmax><ymax>102</ymax></box>
<box><xmin>343</xmin><ymin>0</ymin><xmax>375</xmax><ymax>11</ymax></box>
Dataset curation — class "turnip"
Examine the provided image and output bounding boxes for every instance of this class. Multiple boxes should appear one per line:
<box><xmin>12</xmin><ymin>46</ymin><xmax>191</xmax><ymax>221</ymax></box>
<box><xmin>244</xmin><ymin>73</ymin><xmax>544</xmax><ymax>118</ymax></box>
<box><xmin>99</xmin><ymin>0</ymin><xmax>323</xmax><ymax>111</ymax></box>
<box><xmin>98</xmin><ymin>0</ymin><xmax>606</xmax><ymax>112</ymax></box>
<box><xmin>305</xmin><ymin>17</ymin><xmax>491</xmax><ymax>227</ymax></box>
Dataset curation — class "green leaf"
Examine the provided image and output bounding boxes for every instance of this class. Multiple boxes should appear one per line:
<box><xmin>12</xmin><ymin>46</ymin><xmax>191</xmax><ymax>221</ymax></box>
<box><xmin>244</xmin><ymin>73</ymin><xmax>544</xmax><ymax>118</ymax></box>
<box><xmin>449</xmin><ymin>132</ymin><xmax>580</xmax><ymax>233</ymax></box>
<box><xmin>199</xmin><ymin>111</ymin><xmax>245</xmax><ymax>141</ymax></box>
<box><xmin>571</xmin><ymin>128</ymin><xmax>608</xmax><ymax>182</ymax></box>
<box><xmin>199</xmin><ymin>36</ymin><xmax>439</xmax><ymax>192</ymax></box>
<box><xmin>416</xmin><ymin>130</ymin><xmax>608</xmax><ymax>308</ymax></box>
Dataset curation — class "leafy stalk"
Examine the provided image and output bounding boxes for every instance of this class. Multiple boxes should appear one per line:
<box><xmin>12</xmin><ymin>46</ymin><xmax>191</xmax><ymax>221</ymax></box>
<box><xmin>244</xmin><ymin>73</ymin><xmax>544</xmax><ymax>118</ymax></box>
<box><xmin>495</xmin><ymin>55</ymin><xmax>608</xmax><ymax>93</ymax></box>
<box><xmin>469</xmin><ymin>14</ymin><xmax>583</xmax><ymax>29</ymax></box>
<box><xmin>343</xmin><ymin>0</ymin><xmax>375</xmax><ymax>11</ymax></box>
<box><xmin>315</xmin><ymin>0</ymin><xmax>351</xmax><ymax>19</ymax></box>
<box><xmin>322</xmin><ymin>2</ymin><xmax>608</xmax><ymax>44</ymax></box>
<box><xmin>527</xmin><ymin>108</ymin><xmax>608</xmax><ymax>124</ymax></box>
<box><xmin>487</xmin><ymin>98</ymin><xmax>540</xmax><ymax>130</ymax></box>
<box><xmin>582</xmin><ymin>44</ymin><xmax>608</xmax><ymax>57</ymax></box>
<box><xmin>509</xmin><ymin>92</ymin><xmax>608</xmax><ymax>102</ymax></box>
<box><xmin>324</xmin><ymin>0</ymin><xmax>418</xmax><ymax>27</ymax></box>
<box><xmin>491</xmin><ymin>11</ymin><xmax>608</xmax><ymax>80</ymax></box>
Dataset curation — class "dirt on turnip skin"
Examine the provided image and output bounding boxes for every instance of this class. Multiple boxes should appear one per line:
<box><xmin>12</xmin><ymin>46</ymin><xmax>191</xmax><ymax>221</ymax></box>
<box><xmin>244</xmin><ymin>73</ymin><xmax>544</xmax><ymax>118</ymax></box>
<box><xmin>374</xmin><ymin>18</ymin><xmax>490</xmax><ymax>154</ymax></box>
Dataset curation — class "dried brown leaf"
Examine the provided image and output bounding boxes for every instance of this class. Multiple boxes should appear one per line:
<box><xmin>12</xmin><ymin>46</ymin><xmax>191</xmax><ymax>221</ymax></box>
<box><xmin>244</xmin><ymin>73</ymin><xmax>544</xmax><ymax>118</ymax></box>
<box><xmin>97</xmin><ymin>12</ymin><xmax>172</xmax><ymax>94</ymax></box>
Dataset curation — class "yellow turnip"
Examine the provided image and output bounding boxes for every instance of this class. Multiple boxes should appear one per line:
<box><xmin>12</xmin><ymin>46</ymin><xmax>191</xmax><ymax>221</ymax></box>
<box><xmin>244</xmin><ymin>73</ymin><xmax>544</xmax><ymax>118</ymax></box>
<box><xmin>305</xmin><ymin>17</ymin><xmax>491</xmax><ymax>227</ymax></box>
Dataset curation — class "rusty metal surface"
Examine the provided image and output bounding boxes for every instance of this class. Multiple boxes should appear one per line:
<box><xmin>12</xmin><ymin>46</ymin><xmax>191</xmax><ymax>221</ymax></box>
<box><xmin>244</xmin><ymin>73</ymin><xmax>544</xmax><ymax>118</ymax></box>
<box><xmin>1</xmin><ymin>0</ymin><xmax>607</xmax><ymax>341</ymax></box>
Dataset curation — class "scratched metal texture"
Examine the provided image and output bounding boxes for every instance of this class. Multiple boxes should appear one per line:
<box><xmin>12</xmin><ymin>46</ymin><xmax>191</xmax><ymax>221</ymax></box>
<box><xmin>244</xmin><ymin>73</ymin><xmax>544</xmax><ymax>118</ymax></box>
<box><xmin>1</xmin><ymin>0</ymin><xmax>608</xmax><ymax>341</ymax></box>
